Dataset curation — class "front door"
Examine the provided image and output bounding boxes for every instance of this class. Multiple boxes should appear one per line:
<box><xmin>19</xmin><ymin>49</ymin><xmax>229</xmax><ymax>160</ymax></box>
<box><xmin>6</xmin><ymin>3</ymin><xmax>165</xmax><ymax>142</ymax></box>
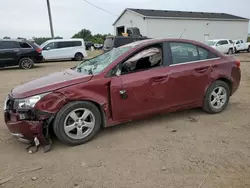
<box><xmin>42</xmin><ymin>42</ymin><xmax>59</xmax><ymax>60</ymax></box>
<box><xmin>110</xmin><ymin>44</ymin><xmax>171</xmax><ymax>121</ymax></box>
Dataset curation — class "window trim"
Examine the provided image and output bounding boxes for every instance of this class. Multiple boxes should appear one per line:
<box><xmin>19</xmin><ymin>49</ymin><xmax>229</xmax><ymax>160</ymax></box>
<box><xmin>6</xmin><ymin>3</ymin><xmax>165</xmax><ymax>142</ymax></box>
<box><xmin>169</xmin><ymin>57</ymin><xmax>221</xmax><ymax>67</ymax></box>
<box><xmin>168</xmin><ymin>41</ymin><xmax>220</xmax><ymax>66</ymax></box>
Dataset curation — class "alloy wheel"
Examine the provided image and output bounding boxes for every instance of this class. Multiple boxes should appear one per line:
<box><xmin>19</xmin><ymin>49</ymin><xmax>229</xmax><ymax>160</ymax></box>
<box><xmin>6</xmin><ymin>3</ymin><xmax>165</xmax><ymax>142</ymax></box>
<box><xmin>209</xmin><ymin>86</ymin><xmax>227</xmax><ymax>109</ymax></box>
<box><xmin>64</xmin><ymin>108</ymin><xmax>95</xmax><ymax>140</ymax></box>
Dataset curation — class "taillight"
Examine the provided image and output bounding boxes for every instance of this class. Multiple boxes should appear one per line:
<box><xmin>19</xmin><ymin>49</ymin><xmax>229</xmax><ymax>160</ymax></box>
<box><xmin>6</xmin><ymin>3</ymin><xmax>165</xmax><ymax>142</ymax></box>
<box><xmin>36</xmin><ymin>48</ymin><xmax>42</xmax><ymax>53</ymax></box>
<box><xmin>235</xmin><ymin>60</ymin><xmax>240</xmax><ymax>68</ymax></box>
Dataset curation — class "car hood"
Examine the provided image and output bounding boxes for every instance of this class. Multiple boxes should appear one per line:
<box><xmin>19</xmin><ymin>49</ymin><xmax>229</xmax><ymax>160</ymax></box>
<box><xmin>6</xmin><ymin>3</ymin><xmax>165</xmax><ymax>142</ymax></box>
<box><xmin>11</xmin><ymin>69</ymin><xmax>92</xmax><ymax>99</ymax></box>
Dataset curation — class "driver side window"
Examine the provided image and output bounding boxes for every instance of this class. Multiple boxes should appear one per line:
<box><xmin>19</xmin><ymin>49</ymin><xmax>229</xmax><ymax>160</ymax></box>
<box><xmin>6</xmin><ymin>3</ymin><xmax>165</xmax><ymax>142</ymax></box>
<box><xmin>120</xmin><ymin>46</ymin><xmax>163</xmax><ymax>75</ymax></box>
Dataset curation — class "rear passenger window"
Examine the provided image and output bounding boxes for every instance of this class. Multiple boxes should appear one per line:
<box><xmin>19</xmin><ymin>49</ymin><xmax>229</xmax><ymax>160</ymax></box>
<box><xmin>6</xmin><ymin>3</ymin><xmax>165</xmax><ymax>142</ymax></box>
<box><xmin>58</xmin><ymin>41</ymin><xmax>82</xmax><ymax>48</ymax></box>
<box><xmin>19</xmin><ymin>42</ymin><xmax>31</xmax><ymax>48</ymax></box>
<box><xmin>0</xmin><ymin>41</ymin><xmax>19</xmax><ymax>49</ymax></box>
<box><xmin>58</xmin><ymin>42</ymin><xmax>72</xmax><ymax>48</ymax></box>
<box><xmin>73</xmin><ymin>41</ymin><xmax>82</xmax><ymax>46</ymax></box>
<box><xmin>198</xmin><ymin>47</ymin><xmax>218</xmax><ymax>60</ymax></box>
<box><xmin>218</xmin><ymin>40</ymin><xmax>228</xmax><ymax>45</ymax></box>
<box><xmin>170</xmin><ymin>42</ymin><xmax>199</xmax><ymax>64</ymax></box>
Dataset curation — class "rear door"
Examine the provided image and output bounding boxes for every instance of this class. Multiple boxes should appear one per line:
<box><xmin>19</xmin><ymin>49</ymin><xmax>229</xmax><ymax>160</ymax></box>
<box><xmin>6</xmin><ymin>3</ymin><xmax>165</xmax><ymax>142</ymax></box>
<box><xmin>0</xmin><ymin>41</ymin><xmax>20</xmax><ymax>67</ymax></box>
<box><xmin>166</xmin><ymin>42</ymin><xmax>219</xmax><ymax>108</ymax></box>
<box><xmin>56</xmin><ymin>41</ymin><xmax>71</xmax><ymax>59</ymax></box>
<box><xmin>221</xmin><ymin>40</ymin><xmax>230</xmax><ymax>53</ymax></box>
<box><xmin>240</xmin><ymin>40</ymin><xmax>245</xmax><ymax>50</ymax></box>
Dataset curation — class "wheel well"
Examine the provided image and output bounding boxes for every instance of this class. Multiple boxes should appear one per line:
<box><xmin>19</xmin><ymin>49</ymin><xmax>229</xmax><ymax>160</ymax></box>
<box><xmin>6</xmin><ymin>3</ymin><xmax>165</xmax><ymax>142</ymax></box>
<box><xmin>47</xmin><ymin>100</ymin><xmax>106</xmax><ymax>138</ymax></box>
<box><xmin>217</xmin><ymin>78</ymin><xmax>232</xmax><ymax>95</ymax></box>
<box><xmin>75</xmin><ymin>52</ymin><xmax>83</xmax><ymax>56</ymax></box>
<box><xmin>85</xmin><ymin>100</ymin><xmax>106</xmax><ymax>127</ymax></box>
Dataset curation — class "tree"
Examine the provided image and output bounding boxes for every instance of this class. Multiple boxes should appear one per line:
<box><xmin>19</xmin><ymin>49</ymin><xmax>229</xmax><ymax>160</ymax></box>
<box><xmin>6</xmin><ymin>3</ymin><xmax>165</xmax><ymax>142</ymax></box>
<box><xmin>3</xmin><ymin>36</ymin><xmax>10</xmax><ymax>39</ymax></box>
<box><xmin>32</xmin><ymin>36</ymin><xmax>63</xmax><ymax>45</ymax></box>
<box><xmin>72</xmin><ymin>29</ymin><xmax>111</xmax><ymax>44</ymax></box>
<box><xmin>72</xmin><ymin>29</ymin><xmax>92</xmax><ymax>41</ymax></box>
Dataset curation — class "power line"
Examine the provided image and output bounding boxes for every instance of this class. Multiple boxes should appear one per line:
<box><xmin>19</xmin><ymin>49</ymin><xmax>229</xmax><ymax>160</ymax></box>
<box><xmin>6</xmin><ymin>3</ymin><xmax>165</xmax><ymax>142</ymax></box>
<box><xmin>83</xmin><ymin>0</ymin><xmax>118</xmax><ymax>17</ymax></box>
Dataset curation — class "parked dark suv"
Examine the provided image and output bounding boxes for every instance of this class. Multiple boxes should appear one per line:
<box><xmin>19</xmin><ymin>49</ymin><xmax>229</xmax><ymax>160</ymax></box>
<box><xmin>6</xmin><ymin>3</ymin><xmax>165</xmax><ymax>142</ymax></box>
<box><xmin>103</xmin><ymin>36</ymin><xmax>148</xmax><ymax>53</ymax></box>
<box><xmin>0</xmin><ymin>39</ymin><xmax>43</xmax><ymax>69</ymax></box>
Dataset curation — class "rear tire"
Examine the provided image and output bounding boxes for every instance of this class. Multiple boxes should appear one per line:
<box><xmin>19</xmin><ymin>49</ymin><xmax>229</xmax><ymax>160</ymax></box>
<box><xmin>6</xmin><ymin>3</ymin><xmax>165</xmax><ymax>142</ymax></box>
<box><xmin>19</xmin><ymin>57</ymin><xmax>34</xmax><ymax>69</ymax></box>
<box><xmin>234</xmin><ymin>47</ymin><xmax>238</xmax><ymax>53</ymax></box>
<box><xmin>74</xmin><ymin>53</ymin><xmax>83</xmax><ymax>61</ymax></box>
<box><xmin>228</xmin><ymin>48</ymin><xmax>233</xmax><ymax>55</ymax></box>
<box><xmin>203</xmin><ymin>80</ymin><xmax>230</xmax><ymax>114</ymax></box>
<box><xmin>53</xmin><ymin>101</ymin><xmax>101</xmax><ymax>146</ymax></box>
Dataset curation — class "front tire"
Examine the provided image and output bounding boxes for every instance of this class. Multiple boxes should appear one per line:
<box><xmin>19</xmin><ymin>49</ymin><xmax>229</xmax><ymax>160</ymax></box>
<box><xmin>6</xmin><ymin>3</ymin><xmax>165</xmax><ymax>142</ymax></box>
<box><xmin>53</xmin><ymin>101</ymin><xmax>101</xmax><ymax>145</ymax></box>
<box><xmin>19</xmin><ymin>57</ymin><xmax>34</xmax><ymax>69</ymax></box>
<box><xmin>248</xmin><ymin>46</ymin><xmax>250</xmax><ymax>53</ymax></box>
<box><xmin>74</xmin><ymin>53</ymin><xmax>83</xmax><ymax>61</ymax></box>
<box><xmin>203</xmin><ymin>80</ymin><xmax>230</xmax><ymax>114</ymax></box>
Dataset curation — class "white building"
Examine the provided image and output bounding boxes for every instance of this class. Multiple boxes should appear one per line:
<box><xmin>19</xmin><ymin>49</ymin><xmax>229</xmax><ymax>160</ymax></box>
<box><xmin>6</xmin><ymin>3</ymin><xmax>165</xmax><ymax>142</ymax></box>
<box><xmin>113</xmin><ymin>8</ymin><xmax>249</xmax><ymax>43</ymax></box>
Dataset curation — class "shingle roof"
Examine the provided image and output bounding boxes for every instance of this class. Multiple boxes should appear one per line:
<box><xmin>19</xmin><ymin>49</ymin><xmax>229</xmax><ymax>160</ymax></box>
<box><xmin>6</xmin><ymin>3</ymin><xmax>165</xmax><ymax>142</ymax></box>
<box><xmin>128</xmin><ymin>8</ymin><xmax>248</xmax><ymax>20</ymax></box>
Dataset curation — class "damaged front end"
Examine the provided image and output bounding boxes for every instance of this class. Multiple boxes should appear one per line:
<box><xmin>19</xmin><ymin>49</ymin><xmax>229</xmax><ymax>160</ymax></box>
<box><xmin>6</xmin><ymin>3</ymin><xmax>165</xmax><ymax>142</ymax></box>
<box><xmin>4</xmin><ymin>92</ymin><xmax>67</xmax><ymax>153</ymax></box>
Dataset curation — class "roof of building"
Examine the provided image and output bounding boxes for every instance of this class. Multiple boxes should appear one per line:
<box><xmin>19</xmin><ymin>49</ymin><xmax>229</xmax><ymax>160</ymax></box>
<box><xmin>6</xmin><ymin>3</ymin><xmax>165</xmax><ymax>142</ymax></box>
<box><xmin>113</xmin><ymin>8</ymin><xmax>248</xmax><ymax>25</ymax></box>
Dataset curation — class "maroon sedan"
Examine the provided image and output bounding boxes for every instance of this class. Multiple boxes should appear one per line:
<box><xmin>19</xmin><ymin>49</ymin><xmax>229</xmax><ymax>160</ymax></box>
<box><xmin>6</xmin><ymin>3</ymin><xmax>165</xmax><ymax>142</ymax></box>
<box><xmin>4</xmin><ymin>39</ymin><xmax>241</xmax><ymax>146</ymax></box>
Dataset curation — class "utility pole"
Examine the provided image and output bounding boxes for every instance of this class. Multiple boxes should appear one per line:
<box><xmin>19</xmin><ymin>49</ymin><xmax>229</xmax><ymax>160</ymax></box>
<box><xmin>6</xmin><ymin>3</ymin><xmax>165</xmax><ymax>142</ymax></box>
<box><xmin>46</xmin><ymin>0</ymin><xmax>54</xmax><ymax>38</ymax></box>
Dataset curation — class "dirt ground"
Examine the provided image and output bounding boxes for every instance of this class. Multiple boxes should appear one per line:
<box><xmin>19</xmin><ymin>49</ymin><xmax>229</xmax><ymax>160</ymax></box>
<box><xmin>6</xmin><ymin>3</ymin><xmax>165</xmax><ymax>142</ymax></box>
<box><xmin>0</xmin><ymin>53</ymin><xmax>250</xmax><ymax>188</ymax></box>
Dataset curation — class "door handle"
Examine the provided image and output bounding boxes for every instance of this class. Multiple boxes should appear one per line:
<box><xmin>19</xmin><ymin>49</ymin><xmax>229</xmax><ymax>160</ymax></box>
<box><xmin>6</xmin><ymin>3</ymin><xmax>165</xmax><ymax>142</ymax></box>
<box><xmin>195</xmin><ymin>66</ymin><xmax>209</xmax><ymax>73</ymax></box>
<box><xmin>13</xmin><ymin>49</ymin><xmax>19</xmax><ymax>52</ymax></box>
<box><xmin>153</xmin><ymin>75</ymin><xmax>168</xmax><ymax>82</ymax></box>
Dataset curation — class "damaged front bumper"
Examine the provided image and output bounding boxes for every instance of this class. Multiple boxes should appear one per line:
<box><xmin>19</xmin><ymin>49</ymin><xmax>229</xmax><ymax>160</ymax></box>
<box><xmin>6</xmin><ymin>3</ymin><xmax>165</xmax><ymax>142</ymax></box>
<box><xmin>4</xmin><ymin>109</ymin><xmax>53</xmax><ymax>148</ymax></box>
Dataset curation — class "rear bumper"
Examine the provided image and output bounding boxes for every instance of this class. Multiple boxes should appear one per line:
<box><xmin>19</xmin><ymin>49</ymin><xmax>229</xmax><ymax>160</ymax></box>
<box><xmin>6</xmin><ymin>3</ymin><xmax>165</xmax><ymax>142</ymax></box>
<box><xmin>231</xmin><ymin>68</ymin><xmax>241</xmax><ymax>95</ymax></box>
<box><xmin>33</xmin><ymin>55</ymin><xmax>43</xmax><ymax>63</ymax></box>
<box><xmin>4</xmin><ymin>111</ymin><xmax>47</xmax><ymax>144</ymax></box>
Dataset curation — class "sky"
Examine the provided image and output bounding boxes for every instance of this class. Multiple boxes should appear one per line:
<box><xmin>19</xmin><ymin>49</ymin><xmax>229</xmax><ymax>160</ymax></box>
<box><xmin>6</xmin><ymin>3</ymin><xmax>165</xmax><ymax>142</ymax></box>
<box><xmin>0</xmin><ymin>0</ymin><xmax>249</xmax><ymax>39</ymax></box>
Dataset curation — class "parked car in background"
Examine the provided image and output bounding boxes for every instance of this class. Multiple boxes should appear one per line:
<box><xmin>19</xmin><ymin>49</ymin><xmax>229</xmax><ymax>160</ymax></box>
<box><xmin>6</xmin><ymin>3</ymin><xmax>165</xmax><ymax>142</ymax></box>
<box><xmin>103</xmin><ymin>35</ymin><xmax>148</xmax><ymax>53</ymax></box>
<box><xmin>41</xmin><ymin>39</ymin><xmax>87</xmax><ymax>61</ymax></box>
<box><xmin>4</xmin><ymin>38</ymin><xmax>241</xmax><ymax>146</ymax></box>
<box><xmin>0</xmin><ymin>39</ymin><xmax>43</xmax><ymax>69</ymax></box>
<box><xmin>85</xmin><ymin>41</ymin><xmax>93</xmax><ymax>50</ymax></box>
<box><xmin>233</xmin><ymin>39</ymin><xmax>250</xmax><ymax>53</ymax></box>
<box><xmin>94</xmin><ymin>43</ymin><xmax>103</xmax><ymax>50</ymax></box>
<box><xmin>207</xmin><ymin>39</ymin><xmax>234</xmax><ymax>54</ymax></box>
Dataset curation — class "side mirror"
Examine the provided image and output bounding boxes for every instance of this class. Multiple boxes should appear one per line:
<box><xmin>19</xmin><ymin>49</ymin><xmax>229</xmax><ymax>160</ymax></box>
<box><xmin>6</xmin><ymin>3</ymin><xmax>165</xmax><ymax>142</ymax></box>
<box><xmin>45</xmin><ymin>46</ymin><xmax>51</xmax><ymax>50</ymax></box>
<box><xmin>216</xmin><ymin>43</ymin><xmax>220</xmax><ymax>46</ymax></box>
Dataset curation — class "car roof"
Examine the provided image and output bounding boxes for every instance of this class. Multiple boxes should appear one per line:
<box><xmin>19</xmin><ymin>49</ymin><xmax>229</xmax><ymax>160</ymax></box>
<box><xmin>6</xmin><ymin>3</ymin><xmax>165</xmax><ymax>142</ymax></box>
<box><xmin>208</xmin><ymin>39</ymin><xmax>230</xmax><ymax>41</ymax></box>
<box><xmin>121</xmin><ymin>38</ymin><xmax>209</xmax><ymax>49</ymax></box>
<box><xmin>0</xmin><ymin>39</ymin><xmax>29</xmax><ymax>42</ymax></box>
<box><xmin>45</xmin><ymin>38</ymin><xmax>84</xmax><ymax>43</ymax></box>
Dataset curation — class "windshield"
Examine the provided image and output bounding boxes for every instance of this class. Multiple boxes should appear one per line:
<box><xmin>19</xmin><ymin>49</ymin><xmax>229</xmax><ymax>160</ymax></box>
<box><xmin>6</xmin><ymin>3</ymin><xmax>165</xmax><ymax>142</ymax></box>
<box><xmin>40</xmin><ymin>41</ymin><xmax>49</xmax><ymax>48</ymax></box>
<box><xmin>75</xmin><ymin>46</ymin><xmax>131</xmax><ymax>74</ymax></box>
<box><xmin>206</xmin><ymin>41</ymin><xmax>217</xmax><ymax>46</ymax></box>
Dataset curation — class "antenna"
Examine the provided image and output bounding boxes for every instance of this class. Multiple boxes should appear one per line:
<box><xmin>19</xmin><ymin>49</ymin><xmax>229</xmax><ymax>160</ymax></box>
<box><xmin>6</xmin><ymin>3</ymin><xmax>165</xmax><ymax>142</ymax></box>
<box><xmin>179</xmin><ymin>28</ymin><xmax>186</xmax><ymax>38</ymax></box>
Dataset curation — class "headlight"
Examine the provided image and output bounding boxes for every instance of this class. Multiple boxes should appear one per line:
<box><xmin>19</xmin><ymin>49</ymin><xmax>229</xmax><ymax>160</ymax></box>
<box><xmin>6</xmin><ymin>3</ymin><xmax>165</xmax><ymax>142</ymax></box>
<box><xmin>15</xmin><ymin>93</ymin><xmax>49</xmax><ymax>110</ymax></box>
